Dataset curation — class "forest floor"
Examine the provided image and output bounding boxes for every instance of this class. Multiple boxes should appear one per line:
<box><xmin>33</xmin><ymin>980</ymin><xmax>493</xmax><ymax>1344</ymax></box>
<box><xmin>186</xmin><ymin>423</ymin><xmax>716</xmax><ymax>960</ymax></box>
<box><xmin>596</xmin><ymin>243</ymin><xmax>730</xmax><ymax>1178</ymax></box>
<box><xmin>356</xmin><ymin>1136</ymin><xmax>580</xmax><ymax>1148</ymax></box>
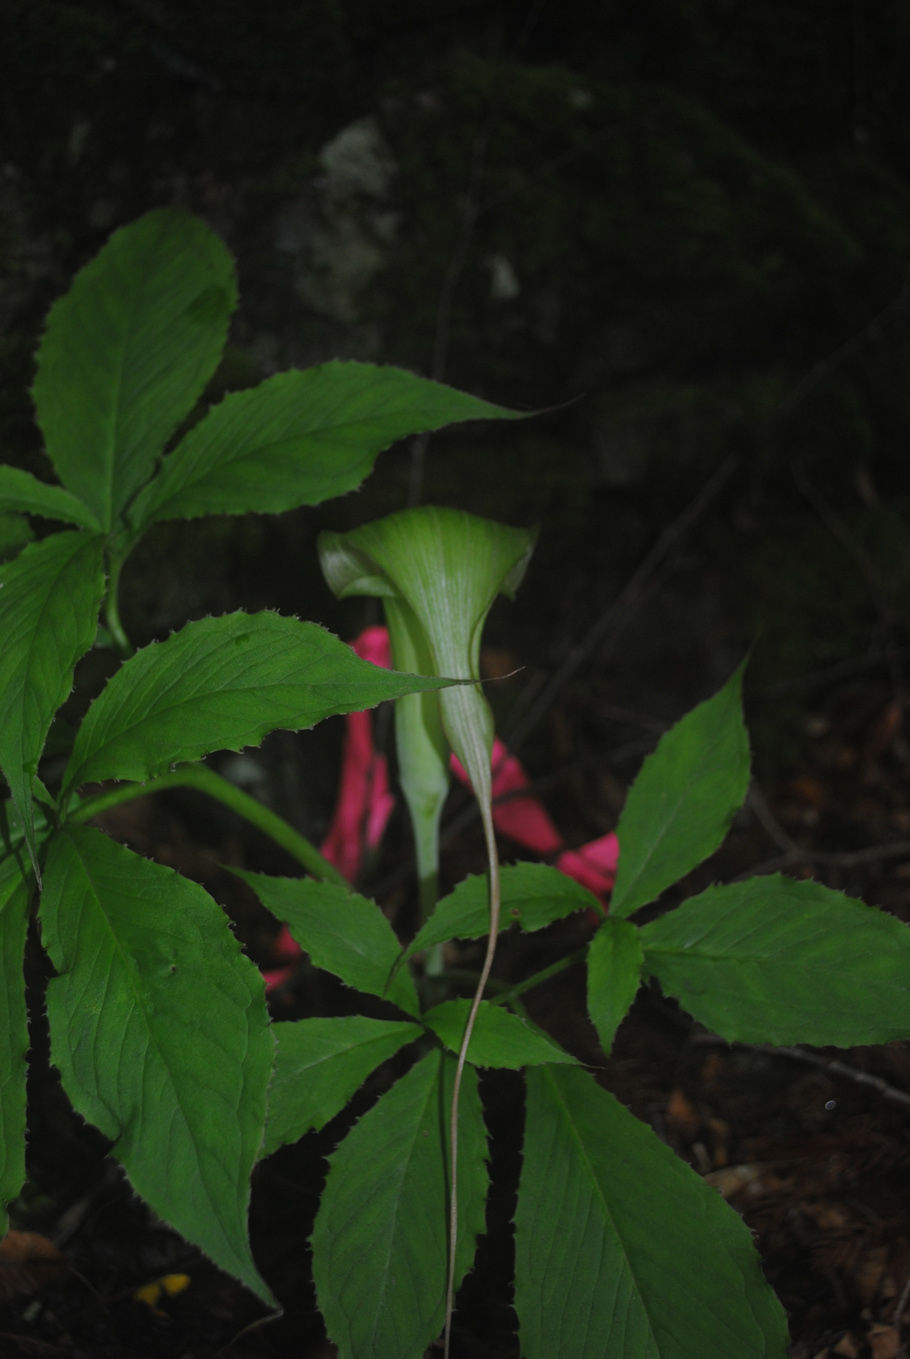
<box><xmin>2</xmin><ymin>673</ymin><xmax>910</xmax><ymax>1359</ymax></box>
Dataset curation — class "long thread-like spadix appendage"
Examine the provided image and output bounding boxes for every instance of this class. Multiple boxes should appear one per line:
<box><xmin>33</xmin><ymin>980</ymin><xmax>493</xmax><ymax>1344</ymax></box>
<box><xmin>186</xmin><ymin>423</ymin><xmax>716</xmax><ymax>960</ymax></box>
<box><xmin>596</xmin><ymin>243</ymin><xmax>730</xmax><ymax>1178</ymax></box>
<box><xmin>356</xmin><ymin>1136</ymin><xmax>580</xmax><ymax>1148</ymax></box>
<box><xmin>434</xmin><ymin>677</ymin><xmax>499</xmax><ymax>1359</ymax></box>
<box><xmin>317</xmin><ymin>506</ymin><xmax>536</xmax><ymax>1355</ymax></box>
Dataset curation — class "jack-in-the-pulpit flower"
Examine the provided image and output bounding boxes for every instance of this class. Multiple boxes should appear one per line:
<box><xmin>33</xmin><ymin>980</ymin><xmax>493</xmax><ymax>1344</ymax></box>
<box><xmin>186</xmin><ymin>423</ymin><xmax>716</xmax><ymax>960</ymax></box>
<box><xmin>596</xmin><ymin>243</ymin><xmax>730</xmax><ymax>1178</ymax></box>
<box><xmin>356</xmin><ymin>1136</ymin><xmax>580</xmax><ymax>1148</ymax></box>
<box><xmin>318</xmin><ymin>505</ymin><xmax>536</xmax><ymax>1357</ymax></box>
<box><xmin>263</xmin><ymin>637</ymin><xmax>619</xmax><ymax>994</ymax></box>
<box><xmin>319</xmin><ymin>507</ymin><xmax>536</xmax><ymax>913</ymax></box>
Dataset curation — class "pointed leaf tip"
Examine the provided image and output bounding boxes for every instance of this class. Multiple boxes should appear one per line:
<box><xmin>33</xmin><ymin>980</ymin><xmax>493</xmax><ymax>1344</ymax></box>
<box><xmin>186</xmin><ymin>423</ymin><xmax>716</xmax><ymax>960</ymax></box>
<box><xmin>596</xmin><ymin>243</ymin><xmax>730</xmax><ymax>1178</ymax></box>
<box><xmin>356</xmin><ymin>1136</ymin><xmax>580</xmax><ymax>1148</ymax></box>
<box><xmin>62</xmin><ymin>611</ymin><xmax>452</xmax><ymax>795</ymax></box>
<box><xmin>33</xmin><ymin>209</ymin><xmax>236</xmax><ymax>531</ymax></box>
<box><xmin>610</xmin><ymin>661</ymin><xmax>750</xmax><ymax>919</ymax></box>
<box><xmin>0</xmin><ymin>531</ymin><xmax>105</xmax><ymax>870</ymax></box>
<box><xmin>132</xmin><ymin>364</ymin><xmax>527</xmax><ymax>528</ymax></box>
<box><xmin>40</xmin><ymin>827</ymin><xmax>273</xmax><ymax>1302</ymax></box>
<box><xmin>642</xmin><ymin>873</ymin><xmax>910</xmax><ymax>1045</ymax></box>
<box><xmin>515</xmin><ymin>1065</ymin><xmax>788</xmax><ymax>1358</ymax></box>
<box><xmin>312</xmin><ymin>1049</ymin><xmax>488</xmax><ymax>1359</ymax></box>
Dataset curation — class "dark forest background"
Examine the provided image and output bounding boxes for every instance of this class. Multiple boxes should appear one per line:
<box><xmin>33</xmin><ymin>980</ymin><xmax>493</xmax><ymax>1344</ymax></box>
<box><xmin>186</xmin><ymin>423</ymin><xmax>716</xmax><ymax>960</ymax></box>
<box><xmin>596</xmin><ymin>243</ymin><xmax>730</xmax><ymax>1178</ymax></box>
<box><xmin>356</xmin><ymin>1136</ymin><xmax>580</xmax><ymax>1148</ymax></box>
<box><xmin>3</xmin><ymin>0</ymin><xmax>910</xmax><ymax>784</ymax></box>
<box><xmin>5</xmin><ymin>9</ymin><xmax>910</xmax><ymax>1358</ymax></box>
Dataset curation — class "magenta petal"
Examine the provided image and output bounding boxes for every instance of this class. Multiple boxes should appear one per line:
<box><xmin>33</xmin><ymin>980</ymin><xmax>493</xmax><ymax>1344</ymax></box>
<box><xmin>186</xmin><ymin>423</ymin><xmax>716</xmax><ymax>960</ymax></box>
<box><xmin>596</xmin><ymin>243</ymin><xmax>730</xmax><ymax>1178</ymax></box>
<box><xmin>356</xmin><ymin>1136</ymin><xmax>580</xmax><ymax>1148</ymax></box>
<box><xmin>320</xmin><ymin>740</ymin><xmax>395</xmax><ymax>881</ymax></box>
<box><xmin>364</xmin><ymin>755</ymin><xmax>395</xmax><ymax>845</ymax></box>
<box><xmin>263</xmin><ymin>964</ymin><xmax>296</xmax><ymax>995</ymax></box>
<box><xmin>272</xmin><ymin>923</ymin><xmax>301</xmax><ymax>960</ymax></box>
<box><xmin>452</xmin><ymin>737</ymin><xmax>564</xmax><ymax>855</ymax></box>
<box><xmin>268</xmin><ymin>627</ymin><xmax>397</xmax><ymax>982</ymax></box>
<box><xmin>555</xmin><ymin>831</ymin><xmax>619</xmax><ymax>901</ymax></box>
<box><xmin>349</xmin><ymin>626</ymin><xmax>396</xmax><ymax>844</ymax></box>
<box><xmin>353</xmin><ymin>624</ymin><xmax>392</xmax><ymax>669</ymax></box>
<box><xmin>318</xmin><ymin>628</ymin><xmax>397</xmax><ymax>882</ymax></box>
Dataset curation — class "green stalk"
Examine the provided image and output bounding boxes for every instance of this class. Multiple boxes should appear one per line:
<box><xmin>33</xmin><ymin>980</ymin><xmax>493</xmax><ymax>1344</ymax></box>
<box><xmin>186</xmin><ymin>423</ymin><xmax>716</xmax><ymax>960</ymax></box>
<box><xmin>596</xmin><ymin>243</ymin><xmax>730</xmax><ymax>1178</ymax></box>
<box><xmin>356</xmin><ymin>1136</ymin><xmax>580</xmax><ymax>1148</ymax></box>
<box><xmin>443</xmin><ymin>797</ymin><xmax>499</xmax><ymax>1359</ymax></box>
<box><xmin>381</xmin><ymin>596</ymin><xmax>451</xmax><ymax>975</ymax></box>
<box><xmin>317</xmin><ymin>506</ymin><xmax>536</xmax><ymax>1354</ymax></box>
<box><xmin>445</xmin><ymin>946</ymin><xmax>586</xmax><ymax>1009</ymax></box>
<box><xmin>69</xmin><ymin>764</ymin><xmax>348</xmax><ymax>886</ymax></box>
<box><xmin>492</xmin><ymin>948</ymin><xmax>585</xmax><ymax>1004</ymax></box>
<box><xmin>103</xmin><ymin>551</ymin><xmax>133</xmax><ymax>659</ymax></box>
<box><xmin>410</xmin><ymin>800</ymin><xmax>446</xmax><ymax>978</ymax></box>
<box><xmin>382</xmin><ymin>600</ymin><xmax>450</xmax><ymax>917</ymax></box>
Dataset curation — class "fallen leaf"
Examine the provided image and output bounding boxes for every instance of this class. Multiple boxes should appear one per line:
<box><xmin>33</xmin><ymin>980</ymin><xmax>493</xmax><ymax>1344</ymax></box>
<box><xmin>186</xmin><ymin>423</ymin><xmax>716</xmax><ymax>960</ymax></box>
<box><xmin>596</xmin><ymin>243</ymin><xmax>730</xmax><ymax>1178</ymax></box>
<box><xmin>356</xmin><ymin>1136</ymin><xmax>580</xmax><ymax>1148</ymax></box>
<box><xmin>868</xmin><ymin>1323</ymin><xmax>901</xmax><ymax>1359</ymax></box>
<box><xmin>0</xmin><ymin>1230</ymin><xmax>66</xmax><ymax>1302</ymax></box>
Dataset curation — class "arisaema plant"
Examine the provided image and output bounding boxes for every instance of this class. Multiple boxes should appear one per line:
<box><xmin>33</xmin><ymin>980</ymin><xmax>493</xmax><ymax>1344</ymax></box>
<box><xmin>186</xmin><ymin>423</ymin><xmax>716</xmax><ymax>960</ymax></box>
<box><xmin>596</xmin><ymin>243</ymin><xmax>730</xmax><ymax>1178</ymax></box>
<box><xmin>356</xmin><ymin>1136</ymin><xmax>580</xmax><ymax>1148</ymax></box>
<box><xmin>7</xmin><ymin>203</ymin><xmax>910</xmax><ymax>1359</ymax></box>
<box><xmin>319</xmin><ymin>506</ymin><xmax>537</xmax><ymax>1351</ymax></box>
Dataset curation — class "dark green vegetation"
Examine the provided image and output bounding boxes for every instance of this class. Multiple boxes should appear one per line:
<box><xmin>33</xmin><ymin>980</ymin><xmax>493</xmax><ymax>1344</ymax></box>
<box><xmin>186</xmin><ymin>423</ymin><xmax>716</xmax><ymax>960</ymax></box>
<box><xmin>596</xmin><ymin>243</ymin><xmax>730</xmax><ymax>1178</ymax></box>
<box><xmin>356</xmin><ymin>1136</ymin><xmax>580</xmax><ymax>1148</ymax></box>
<box><xmin>2</xmin><ymin>196</ymin><xmax>910</xmax><ymax>1359</ymax></box>
<box><xmin>2</xmin><ymin>8</ymin><xmax>910</xmax><ymax>1357</ymax></box>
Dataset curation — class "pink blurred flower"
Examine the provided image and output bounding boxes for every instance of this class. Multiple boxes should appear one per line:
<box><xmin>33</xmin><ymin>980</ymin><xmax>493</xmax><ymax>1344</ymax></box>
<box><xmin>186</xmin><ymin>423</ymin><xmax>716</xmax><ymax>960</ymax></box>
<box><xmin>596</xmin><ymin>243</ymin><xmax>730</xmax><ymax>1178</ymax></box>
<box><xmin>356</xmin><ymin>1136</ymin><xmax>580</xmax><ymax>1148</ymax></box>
<box><xmin>451</xmin><ymin>739</ymin><xmax>563</xmax><ymax>856</ymax></box>
<box><xmin>555</xmin><ymin>834</ymin><xmax>619</xmax><ymax>899</ymax></box>
<box><xmin>265</xmin><ymin>627</ymin><xmax>618</xmax><ymax>991</ymax></box>
<box><xmin>319</xmin><ymin>626</ymin><xmax>395</xmax><ymax>879</ymax></box>
<box><xmin>452</xmin><ymin>741</ymin><xmax>619</xmax><ymax>900</ymax></box>
<box><xmin>264</xmin><ymin>626</ymin><xmax>394</xmax><ymax>992</ymax></box>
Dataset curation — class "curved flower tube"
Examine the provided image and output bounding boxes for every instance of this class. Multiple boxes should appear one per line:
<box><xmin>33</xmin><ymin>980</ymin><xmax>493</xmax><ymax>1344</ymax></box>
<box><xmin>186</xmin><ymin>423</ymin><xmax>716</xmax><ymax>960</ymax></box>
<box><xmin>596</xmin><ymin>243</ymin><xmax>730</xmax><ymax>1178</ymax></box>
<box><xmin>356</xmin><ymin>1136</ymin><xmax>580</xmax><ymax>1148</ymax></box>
<box><xmin>319</xmin><ymin>505</ymin><xmax>536</xmax><ymax>841</ymax></box>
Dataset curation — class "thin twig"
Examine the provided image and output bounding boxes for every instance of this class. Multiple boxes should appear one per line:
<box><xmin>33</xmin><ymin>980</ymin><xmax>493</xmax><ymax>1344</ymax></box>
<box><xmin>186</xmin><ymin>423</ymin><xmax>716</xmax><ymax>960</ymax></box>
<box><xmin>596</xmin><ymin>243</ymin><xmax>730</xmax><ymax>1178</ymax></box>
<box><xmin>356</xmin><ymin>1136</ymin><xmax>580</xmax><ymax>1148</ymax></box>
<box><xmin>780</xmin><ymin>283</ymin><xmax>910</xmax><ymax>416</ymax></box>
<box><xmin>792</xmin><ymin>462</ymin><xmax>887</xmax><ymax>595</ymax></box>
<box><xmin>735</xmin><ymin>839</ymin><xmax>910</xmax><ymax>880</ymax></box>
<box><xmin>692</xmin><ymin>1034</ymin><xmax>910</xmax><ymax>1113</ymax></box>
<box><xmin>893</xmin><ymin>1268</ymin><xmax>910</xmax><ymax>1326</ymax></box>
<box><xmin>745</xmin><ymin>782</ymin><xmax>798</xmax><ymax>855</ymax></box>
<box><xmin>739</xmin><ymin>778</ymin><xmax>910</xmax><ymax>876</ymax></box>
<box><xmin>762</xmin><ymin>645</ymin><xmax>910</xmax><ymax>700</ymax></box>
<box><xmin>790</xmin><ymin>460</ymin><xmax>907</xmax><ymax>706</ymax></box>
<box><xmin>781</xmin><ymin>1048</ymin><xmax>910</xmax><ymax>1112</ymax></box>
<box><xmin>504</xmin><ymin>452</ymin><xmax>741</xmax><ymax>756</ymax></box>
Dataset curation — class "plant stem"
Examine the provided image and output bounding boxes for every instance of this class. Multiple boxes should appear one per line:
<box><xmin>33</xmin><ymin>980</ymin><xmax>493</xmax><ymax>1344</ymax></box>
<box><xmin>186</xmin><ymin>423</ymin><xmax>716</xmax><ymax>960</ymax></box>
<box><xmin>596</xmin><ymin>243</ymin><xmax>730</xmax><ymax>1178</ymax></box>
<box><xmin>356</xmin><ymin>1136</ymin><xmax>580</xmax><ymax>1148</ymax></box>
<box><xmin>440</xmin><ymin>946</ymin><xmax>588</xmax><ymax>1019</ymax></box>
<box><xmin>69</xmin><ymin>764</ymin><xmax>348</xmax><ymax>886</ymax></box>
<box><xmin>443</xmin><ymin>801</ymin><xmax>500</xmax><ymax>1359</ymax></box>
<box><xmin>415</xmin><ymin>829</ymin><xmax>440</xmax><ymax>923</ymax></box>
<box><xmin>412</xmin><ymin>810</ymin><xmax>447</xmax><ymax>976</ymax></box>
<box><xmin>103</xmin><ymin>553</ymin><xmax>133</xmax><ymax>658</ymax></box>
<box><xmin>492</xmin><ymin>947</ymin><xmax>587</xmax><ymax>1006</ymax></box>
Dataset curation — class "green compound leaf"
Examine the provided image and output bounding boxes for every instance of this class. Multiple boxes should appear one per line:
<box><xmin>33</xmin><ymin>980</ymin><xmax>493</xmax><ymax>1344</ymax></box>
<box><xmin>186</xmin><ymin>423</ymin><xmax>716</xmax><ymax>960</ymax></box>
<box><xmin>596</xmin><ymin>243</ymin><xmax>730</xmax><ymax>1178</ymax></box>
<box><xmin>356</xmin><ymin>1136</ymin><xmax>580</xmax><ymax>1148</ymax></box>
<box><xmin>642</xmin><ymin>874</ymin><xmax>910</xmax><ymax>1046</ymax></box>
<box><xmin>131</xmin><ymin>364</ymin><xmax>525</xmax><ymax>529</ymax></box>
<box><xmin>62</xmin><ymin>611</ymin><xmax>451</xmax><ymax>797</ymax></box>
<box><xmin>231</xmin><ymin>872</ymin><xmax>420</xmax><ymax>1018</ymax></box>
<box><xmin>261</xmin><ymin>1016</ymin><xmax>421</xmax><ymax>1159</ymax></box>
<box><xmin>40</xmin><ymin>827</ymin><xmax>273</xmax><ymax>1302</ymax></box>
<box><xmin>0</xmin><ymin>532</ymin><xmax>106</xmax><ymax>871</ymax></box>
<box><xmin>0</xmin><ymin>467</ymin><xmax>101</xmax><ymax>529</ymax></box>
<box><xmin>515</xmin><ymin>1065</ymin><xmax>789</xmax><ymax>1359</ymax></box>
<box><xmin>586</xmin><ymin>917</ymin><xmax>644</xmax><ymax>1054</ymax></box>
<box><xmin>0</xmin><ymin>513</ymin><xmax>34</xmax><ymax>566</ymax></box>
<box><xmin>312</xmin><ymin>1048</ymin><xmax>488</xmax><ymax>1359</ymax></box>
<box><xmin>402</xmin><ymin>862</ymin><xmax>602</xmax><ymax>964</ymax></box>
<box><xmin>32</xmin><ymin>209</ymin><xmax>236</xmax><ymax>532</ymax></box>
<box><xmin>424</xmin><ymin>999</ymin><xmax>578</xmax><ymax>1068</ymax></box>
<box><xmin>0</xmin><ymin>849</ymin><xmax>31</xmax><ymax>1235</ymax></box>
<box><xmin>610</xmin><ymin>662</ymin><xmax>750</xmax><ymax>920</ymax></box>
